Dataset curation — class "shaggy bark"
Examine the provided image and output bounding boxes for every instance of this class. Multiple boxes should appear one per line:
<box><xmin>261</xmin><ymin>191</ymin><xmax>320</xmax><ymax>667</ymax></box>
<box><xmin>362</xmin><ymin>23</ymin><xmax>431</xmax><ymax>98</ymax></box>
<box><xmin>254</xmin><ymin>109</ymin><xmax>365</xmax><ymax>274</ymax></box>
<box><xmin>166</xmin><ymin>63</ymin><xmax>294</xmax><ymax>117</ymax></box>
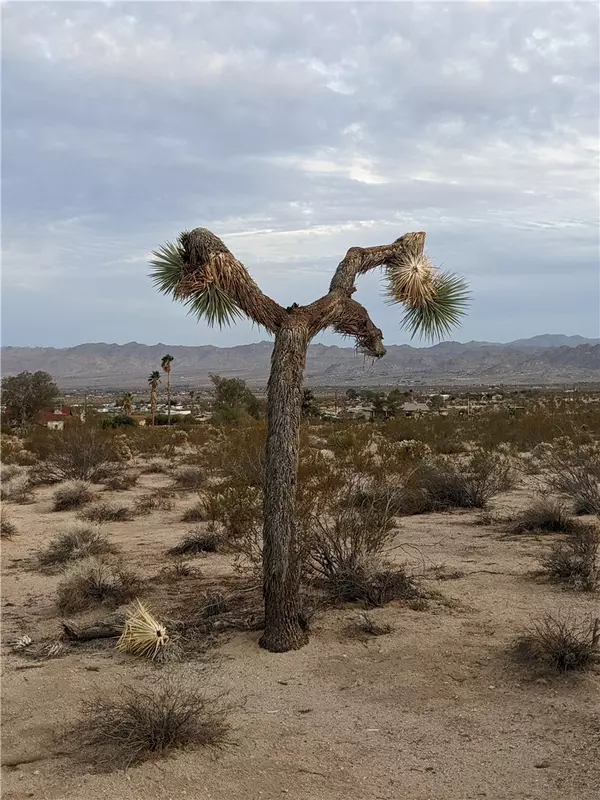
<box><xmin>260</xmin><ymin>326</ymin><xmax>310</xmax><ymax>651</ymax></box>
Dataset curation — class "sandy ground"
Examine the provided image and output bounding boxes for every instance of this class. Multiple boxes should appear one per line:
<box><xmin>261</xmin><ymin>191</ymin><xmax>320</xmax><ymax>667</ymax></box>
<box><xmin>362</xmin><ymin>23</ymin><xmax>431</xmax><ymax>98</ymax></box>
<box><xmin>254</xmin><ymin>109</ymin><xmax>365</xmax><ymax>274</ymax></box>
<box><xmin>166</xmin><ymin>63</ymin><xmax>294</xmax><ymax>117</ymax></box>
<box><xmin>1</xmin><ymin>473</ymin><xmax>599</xmax><ymax>800</ymax></box>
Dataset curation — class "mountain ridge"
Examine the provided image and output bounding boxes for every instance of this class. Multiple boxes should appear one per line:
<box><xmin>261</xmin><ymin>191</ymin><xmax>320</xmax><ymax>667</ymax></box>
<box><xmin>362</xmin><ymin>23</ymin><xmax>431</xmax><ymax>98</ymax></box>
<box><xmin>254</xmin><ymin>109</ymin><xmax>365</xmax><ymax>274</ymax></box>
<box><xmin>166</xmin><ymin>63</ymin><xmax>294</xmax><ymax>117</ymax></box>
<box><xmin>2</xmin><ymin>335</ymin><xmax>599</xmax><ymax>388</ymax></box>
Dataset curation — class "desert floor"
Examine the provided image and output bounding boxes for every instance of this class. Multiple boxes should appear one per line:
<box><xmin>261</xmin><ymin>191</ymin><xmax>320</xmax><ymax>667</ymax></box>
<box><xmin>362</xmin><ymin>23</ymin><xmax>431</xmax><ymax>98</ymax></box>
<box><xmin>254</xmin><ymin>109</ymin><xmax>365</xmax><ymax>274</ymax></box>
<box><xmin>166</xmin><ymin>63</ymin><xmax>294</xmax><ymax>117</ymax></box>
<box><xmin>2</xmin><ymin>474</ymin><xmax>599</xmax><ymax>800</ymax></box>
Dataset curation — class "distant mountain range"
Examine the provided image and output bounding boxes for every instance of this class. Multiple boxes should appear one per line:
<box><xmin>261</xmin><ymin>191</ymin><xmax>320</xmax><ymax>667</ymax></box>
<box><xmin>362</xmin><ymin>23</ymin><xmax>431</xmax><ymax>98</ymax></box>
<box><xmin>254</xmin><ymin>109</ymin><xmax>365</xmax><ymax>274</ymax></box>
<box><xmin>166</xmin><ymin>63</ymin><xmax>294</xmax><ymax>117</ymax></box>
<box><xmin>1</xmin><ymin>335</ymin><xmax>599</xmax><ymax>389</ymax></box>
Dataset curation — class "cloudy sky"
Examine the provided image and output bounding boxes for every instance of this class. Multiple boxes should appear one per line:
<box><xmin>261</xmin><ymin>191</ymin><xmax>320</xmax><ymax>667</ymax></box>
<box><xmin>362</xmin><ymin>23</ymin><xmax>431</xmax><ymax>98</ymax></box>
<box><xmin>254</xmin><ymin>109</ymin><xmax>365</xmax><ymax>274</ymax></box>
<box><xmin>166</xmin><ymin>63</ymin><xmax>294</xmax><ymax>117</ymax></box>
<box><xmin>2</xmin><ymin>0</ymin><xmax>598</xmax><ymax>348</ymax></box>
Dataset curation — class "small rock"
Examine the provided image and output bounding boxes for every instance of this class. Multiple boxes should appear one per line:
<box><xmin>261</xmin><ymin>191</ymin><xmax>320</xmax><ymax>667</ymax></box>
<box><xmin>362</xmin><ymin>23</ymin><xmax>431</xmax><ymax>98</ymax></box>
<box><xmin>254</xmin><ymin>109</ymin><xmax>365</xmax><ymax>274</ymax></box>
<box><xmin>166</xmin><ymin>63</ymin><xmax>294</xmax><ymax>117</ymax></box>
<box><xmin>534</xmin><ymin>760</ymin><xmax>551</xmax><ymax>769</ymax></box>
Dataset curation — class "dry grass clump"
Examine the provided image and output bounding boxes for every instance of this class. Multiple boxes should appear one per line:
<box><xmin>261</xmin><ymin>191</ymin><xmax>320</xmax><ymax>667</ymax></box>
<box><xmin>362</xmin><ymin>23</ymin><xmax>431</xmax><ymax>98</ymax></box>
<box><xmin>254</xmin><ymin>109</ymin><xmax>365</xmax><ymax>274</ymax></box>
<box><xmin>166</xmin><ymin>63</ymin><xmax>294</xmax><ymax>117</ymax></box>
<box><xmin>1</xmin><ymin>513</ymin><xmax>18</xmax><ymax>539</ymax></box>
<box><xmin>1</xmin><ymin>474</ymin><xmax>34</xmax><ymax>504</ymax></box>
<box><xmin>52</xmin><ymin>480</ymin><xmax>95</xmax><ymax>511</ymax></box>
<box><xmin>159</xmin><ymin>561</ymin><xmax>201</xmax><ymax>582</ymax></box>
<box><xmin>134</xmin><ymin>492</ymin><xmax>175</xmax><ymax>515</ymax></box>
<box><xmin>78</xmin><ymin>501</ymin><xmax>135</xmax><ymax>523</ymax></box>
<box><xmin>511</xmin><ymin>499</ymin><xmax>581</xmax><ymax>534</ymax></box>
<box><xmin>56</xmin><ymin>557</ymin><xmax>138</xmax><ymax>613</ymax></box>
<box><xmin>74</xmin><ymin>679</ymin><xmax>231</xmax><ymax>768</ymax></box>
<box><xmin>181</xmin><ymin>501</ymin><xmax>208</xmax><ymax>523</ymax></box>
<box><xmin>102</xmin><ymin>470</ymin><xmax>140</xmax><ymax>491</ymax></box>
<box><xmin>201</xmin><ymin>590</ymin><xmax>230</xmax><ymax>618</ymax></box>
<box><xmin>28</xmin><ymin>462</ymin><xmax>63</xmax><ymax>486</ymax></box>
<box><xmin>37</xmin><ymin>524</ymin><xmax>117</xmax><ymax>570</ymax></box>
<box><xmin>344</xmin><ymin>612</ymin><xmax>393</xmax><ymax>639</ymax></box>
<box><xmin>513</xmin><ymin>614</ymin><xmax>600</xmax><ymax>673</ymax></box>
<box><xmin>140</xmin><ymin>457</ymin><xmax>172</xmax><ymax>474</ymax></box>
<box><xmin>541</xmin><ymin>526</ymin><xmax>599</xmax><ymax>591</ymax></box>
<box><xmin>167</xmin><ymin>529</ymin><xmax>221</xmax><ymax>556</ymax></box>
<box><xmin>172</xmin><ymin>465</ymin><xmax>204</xmax><ymax>490</ymax></box>
<box><xmin>116</xmin><ymin>601</ymin><xmax>169</xmax><ymax>660</ymax></box>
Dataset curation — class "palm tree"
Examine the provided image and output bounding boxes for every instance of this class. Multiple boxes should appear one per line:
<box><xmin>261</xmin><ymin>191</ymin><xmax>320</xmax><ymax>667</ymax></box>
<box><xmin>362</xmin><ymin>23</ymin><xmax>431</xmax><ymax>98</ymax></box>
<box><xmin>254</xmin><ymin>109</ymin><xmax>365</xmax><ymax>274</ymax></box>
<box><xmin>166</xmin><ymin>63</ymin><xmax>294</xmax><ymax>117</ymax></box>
<box><xmin>150</xmin><ymin>227</ymin><xmax>469</xmax><ymax>652</ymax></box>
<box><xmin>148</xmin><ymin>371</ymin><xmax>161</xmax><ymax>425</ymax></box>
<box><xmin>161</xmin><ymin>354</ymin><xmax>175</xmax><ymax>425</ymax></box>
<box><xmin>120</xmin><ymin>392</ymin><xmax>134</xmax><ymax>416</ymax></box>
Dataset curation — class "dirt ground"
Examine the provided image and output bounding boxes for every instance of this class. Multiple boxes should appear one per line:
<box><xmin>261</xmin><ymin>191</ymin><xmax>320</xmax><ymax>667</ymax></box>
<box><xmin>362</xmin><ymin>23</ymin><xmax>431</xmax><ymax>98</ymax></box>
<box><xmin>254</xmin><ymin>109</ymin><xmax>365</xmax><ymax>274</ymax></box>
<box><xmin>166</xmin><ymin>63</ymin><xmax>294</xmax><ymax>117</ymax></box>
<box><xmin>2</xmin><ymin>474</ymin><xmax>599</xmax><ymax>800</ymax></box>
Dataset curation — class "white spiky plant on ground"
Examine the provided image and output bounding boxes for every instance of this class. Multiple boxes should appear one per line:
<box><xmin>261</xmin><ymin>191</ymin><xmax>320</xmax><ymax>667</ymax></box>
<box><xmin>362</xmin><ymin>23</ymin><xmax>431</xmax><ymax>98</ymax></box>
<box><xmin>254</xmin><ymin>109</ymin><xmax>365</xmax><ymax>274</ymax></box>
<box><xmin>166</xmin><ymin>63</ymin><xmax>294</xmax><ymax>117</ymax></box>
<box><xmin>117</xmin><ymin>600</ymin><xmax>169</xmax><ymax>659</ymax></box>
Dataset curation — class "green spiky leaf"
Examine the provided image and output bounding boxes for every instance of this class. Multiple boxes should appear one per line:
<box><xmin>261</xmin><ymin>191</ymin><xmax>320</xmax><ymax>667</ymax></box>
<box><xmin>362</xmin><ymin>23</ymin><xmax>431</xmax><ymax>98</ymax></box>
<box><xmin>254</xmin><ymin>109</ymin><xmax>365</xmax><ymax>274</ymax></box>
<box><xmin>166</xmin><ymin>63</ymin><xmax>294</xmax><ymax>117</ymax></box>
<box><xmin>149</xmin><ymin>237</ymin><xmax>242</xmax><ymax>328</ymax></box>
<box><xmin>399</xmin><ymin>272</ymin><xmax>470</xmax><ymax>341</ymax></box>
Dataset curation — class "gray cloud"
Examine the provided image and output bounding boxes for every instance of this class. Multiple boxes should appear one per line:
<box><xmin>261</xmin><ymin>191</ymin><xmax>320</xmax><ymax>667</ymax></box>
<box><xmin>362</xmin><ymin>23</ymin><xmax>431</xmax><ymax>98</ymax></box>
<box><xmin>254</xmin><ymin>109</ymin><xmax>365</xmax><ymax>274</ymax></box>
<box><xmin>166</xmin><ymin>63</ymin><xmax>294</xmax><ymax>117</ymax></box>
<box><xmin>2</xmin><ymin>1</ymin><xmax>598</xmax><ymax>347</ymax></box>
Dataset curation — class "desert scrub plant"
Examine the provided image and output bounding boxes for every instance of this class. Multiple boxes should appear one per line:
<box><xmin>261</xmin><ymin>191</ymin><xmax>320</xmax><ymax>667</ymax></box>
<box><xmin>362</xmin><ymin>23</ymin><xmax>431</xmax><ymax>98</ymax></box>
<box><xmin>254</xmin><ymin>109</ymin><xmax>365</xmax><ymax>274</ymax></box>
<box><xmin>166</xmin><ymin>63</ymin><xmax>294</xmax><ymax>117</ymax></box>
<box><xmin>78</xmin><ymin>501</ymin><xmax>135</xmax><ymax>523</ymax></box>
<box><xmin>140</xmin><ymin>457</ymin><xmax>172</xmax><ymax>474</ymax></box>
<box><xmin>134</xmin><ymin>492</ymin><xmax>175</xmax><ymax>515</ymax></box>
<box><xmin>101</xmin><ymin>470</ymin><xmax>140</xmax><ymax>491</ymax></box>
<box><xmin>510</xmin><ymin>499</ymin><xmax>581</xmax><ymax>534</ymax></box>
<box><xmin>167</xmin><ymin>528</ymin><xmax>221</xmax><ymax>556</ymax></box>
<box><xmin>0</xmin><ymin>463</ymin><xmax>24</xmax><ymax>482</ymax></box>
<box><xmin>52</xmin><ymin>480</ymin><xmax>95</xmax><ymax>511</ymax></box>
<box><xmin>37</xmin><ymin>524</ymin><xmax>117</xmax><ymax>570</ymax></box>
<box><xmin>56</xmin><ymin>557</ymin><xmax>138</xmax><ymax>613</ymax></box>
<box><xmin>513</xmin><ymin>614</ymin><xmax>600</xmax><ymax>672</ymax></box>
<box><xmin>46</xmin><ymin>425</ymin><xmax>116</xmax><ymax>481</ymax></box>
<box><xmin>541</xmin><ymin>526</ymin><xmax>599</xmax><ymax>591</ymax></box>
<box><xmin>411</xmin><ymin>449</ymin><xmax>515</xmax><ymax>511</ymax></box>
<box><xmin>74</xmin><ymin>679</ymin><xmax>231</xmax><ymax>768</ymax></box>
<box><xmin>1</xmin><ymin>512</ymin><xmax>18</xmax><ymax>539</ymax></box>
<box><xmin>536</xmin><ymin>438</ymin><xmax>600</xmax><ymax>515</ymax></box>
<box><xmin>0</xmin><ymin>474</ymin><xmax>34</xmax><ymax>504</ymax></box>
<box><xmin>172</xmin><ymin>465</ymin><xmax>204</xmax><ymax>490</ymax></box>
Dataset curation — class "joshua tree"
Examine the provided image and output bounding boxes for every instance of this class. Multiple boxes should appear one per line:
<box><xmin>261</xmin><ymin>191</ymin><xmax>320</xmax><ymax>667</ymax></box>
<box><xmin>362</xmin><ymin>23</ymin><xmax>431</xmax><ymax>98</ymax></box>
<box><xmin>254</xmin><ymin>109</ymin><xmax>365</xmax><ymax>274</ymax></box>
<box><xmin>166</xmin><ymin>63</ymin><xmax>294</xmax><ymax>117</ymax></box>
<box><xmin>161</xmin><ymin>354</ymin><xmax>175</xmax><ymax>424</ymax></box>
<box><xmin>150</xmin><ymin>227</ymin><xmax>469</xmax><ymax>651</ymax></box>
<box><xmin>120</xmin><ymin>392</ymin><xmax>134</xmax><ymax>416</ymax></box>
<box><xmin>148</xmin><ymin>371</ymin><xmax>161</xmax><ymax>425</ymax></box>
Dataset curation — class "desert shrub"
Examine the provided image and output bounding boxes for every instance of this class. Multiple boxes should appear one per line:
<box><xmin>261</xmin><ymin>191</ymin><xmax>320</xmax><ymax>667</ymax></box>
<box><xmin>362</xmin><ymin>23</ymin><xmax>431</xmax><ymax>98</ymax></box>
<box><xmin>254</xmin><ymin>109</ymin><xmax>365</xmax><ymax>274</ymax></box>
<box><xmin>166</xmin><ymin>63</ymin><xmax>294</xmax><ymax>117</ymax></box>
<box><xmin>102</xmin><ymin>470</ymin><xmax>140</xmax><ymax>491</ymax></box>
<box><xmin>140</xmin><ymin>457</ymin><xmax>172</xmax><ymax>474</ymax></box>
<box><xmin>78</xmin><ymin>501</ymin><xmax>135</xmax><ymax>523</ymax></box>
<box><xmin>322</xmin><ymin>559</ymin><xmax>422</xmax><ymax>607</ymax></box>
<box><xmin>28</xmin><ymin>462</ymin><xmax>63</xmax><ymax>485</ymax></box>
<box><xmin>37</xmin><ymin>524</ymin><xmax>117</xmax><ymax>569</ymax></box>
<box><xmin>101</xmin><ymin>414</ymin><xmax>136</xmax><ymax>429</ymax></box>
<box><xmin>210</xmin><ymin>483</ymin><xmax>264</xmax><ymax>570</ymax></box>
<box><xmin>541</xmin><ymin>526</ymin><xmax>599</xmax><ymax>591</ymax></box>
<box><xmin>412</xmin><ymin>450</ymin><xmax>515</xmax><ymax>511</ymax></box>
<box><xmin>74</xmin><ymin>679</ymin><xmax>230</xmax><ymax>768</ymax></box>
<box><xmin>1</xmin><ymin>463</ymin><xmax>24</xmax><ymax>482</ymax></box>
<box><xmin>511</xmin><ymin>499</ymin><xmax>579</xmax><ymax>534</ymax></box>
<box><xmin>1</xmin><ymin>474</ymin><xmax>34</xmax><ymax>504</ymax></box>
<box><xmin>167</xmin><ymin>529</ymin><xmax>221</xmax><ymax>556</ymax></box>
<box><xmin>180</xmin><ymin>502</ymin><xmax>207</xmax><ymax>523</ymax></box>
<box><xmin>1</xmin><ymin>434</ymin><xmax>26</xmax><ymax>463</ymax></box>
<box><xmin>219</xmin><ymin>423</ymin><xmax>266</xmax><ymax>488</ymax></box>
<box><xmin>172</xmin><ymin>465</ymin><xmax>204</xmax><ymax>490</ymax></box>
<box><xmin>1</xmin><ymin>513</ymin><xmax>18</xmax><ymax>539</ymax></box>
<box><xmin>344</xmin><ymin>612</ymin><xmax>393</xmax><ymax>639</ymax></box>
<box><xmin>513</xmin><ymin>615</ymin><xmax>599</xmax><ymax>672</ymax></box>
<box><xmin>56</xmin><ymin>557</ymin><xmax>138</xmax><ymax>613</ymax></box>
<box><xmin>348</xmin><ymin>484</ymin><xmax>414</xmax><ymax>517</ymax></box>
<box><xmin>201</xmin><ymin>591</ymin><xmax>229</xmax><ymax>617</ymax></box>
<box><xmin>134</xmin><ymin>492</ymin><xmax>176</xmax><ymax>515</ymax></box>
<box><xmin>52</xmin><ymin>481</ymin><xmax>95</xmax><ymax>511</ymax></box>
<box><xmin>537</xmin><ymin>438</ymin><xmax>600</xmax><ymax>515</ymax></box>
<box><xmin>46</xmin><ymin>426</ymin><xmax>116</xmax><ymax>481</ymax></box>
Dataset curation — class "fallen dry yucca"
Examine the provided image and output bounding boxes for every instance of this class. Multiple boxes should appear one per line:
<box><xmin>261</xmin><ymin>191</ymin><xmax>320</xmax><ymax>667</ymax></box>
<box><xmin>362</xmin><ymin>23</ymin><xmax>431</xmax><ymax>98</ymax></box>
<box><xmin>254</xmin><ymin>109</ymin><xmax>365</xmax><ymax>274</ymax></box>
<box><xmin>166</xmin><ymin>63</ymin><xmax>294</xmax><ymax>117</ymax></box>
<box><xmin>117</xmin><ymin>600</ymin><xmax>169</xmax><ymax>660</ymax></box>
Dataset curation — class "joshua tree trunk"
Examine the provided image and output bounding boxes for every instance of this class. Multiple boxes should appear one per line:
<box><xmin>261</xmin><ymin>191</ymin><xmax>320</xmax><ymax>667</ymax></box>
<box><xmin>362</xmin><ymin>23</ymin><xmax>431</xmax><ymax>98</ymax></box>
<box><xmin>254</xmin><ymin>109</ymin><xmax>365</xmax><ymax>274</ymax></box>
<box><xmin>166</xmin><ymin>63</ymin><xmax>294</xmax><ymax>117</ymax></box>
<box><xmin>259</xmin><ymin>326</ymin><xmax>310</xmax><ymax>651</ymax></box>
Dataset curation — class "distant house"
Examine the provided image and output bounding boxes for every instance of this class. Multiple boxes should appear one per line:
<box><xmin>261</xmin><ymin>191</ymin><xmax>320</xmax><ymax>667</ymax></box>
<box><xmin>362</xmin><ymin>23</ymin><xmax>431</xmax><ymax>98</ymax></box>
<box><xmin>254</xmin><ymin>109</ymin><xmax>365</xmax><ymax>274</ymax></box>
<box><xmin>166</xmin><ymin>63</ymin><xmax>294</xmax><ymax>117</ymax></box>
<box><xmin>36</xmin><ymin>406</ymin><xmax>71</xmax><ymax>430</ymax></box>
<box><xmin>402</xmin><ymin>402</ymin><xmax>429</xmax><ymax>417</ymax></box>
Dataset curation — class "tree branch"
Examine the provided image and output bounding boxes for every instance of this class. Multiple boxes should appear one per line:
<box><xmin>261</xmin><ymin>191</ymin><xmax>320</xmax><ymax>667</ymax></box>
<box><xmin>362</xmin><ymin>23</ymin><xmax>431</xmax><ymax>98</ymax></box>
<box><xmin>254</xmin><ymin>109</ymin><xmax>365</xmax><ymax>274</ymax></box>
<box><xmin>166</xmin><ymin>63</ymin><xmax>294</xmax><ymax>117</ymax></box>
<box><xmin>305</xmin><ymin>232</ymin><xmax>426</xmax><ymax>357</ymax></box>
<box><xmin>178</xmin><ymin>228</ymin><xmax>286</xmax><ymax>333</ymax></box>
